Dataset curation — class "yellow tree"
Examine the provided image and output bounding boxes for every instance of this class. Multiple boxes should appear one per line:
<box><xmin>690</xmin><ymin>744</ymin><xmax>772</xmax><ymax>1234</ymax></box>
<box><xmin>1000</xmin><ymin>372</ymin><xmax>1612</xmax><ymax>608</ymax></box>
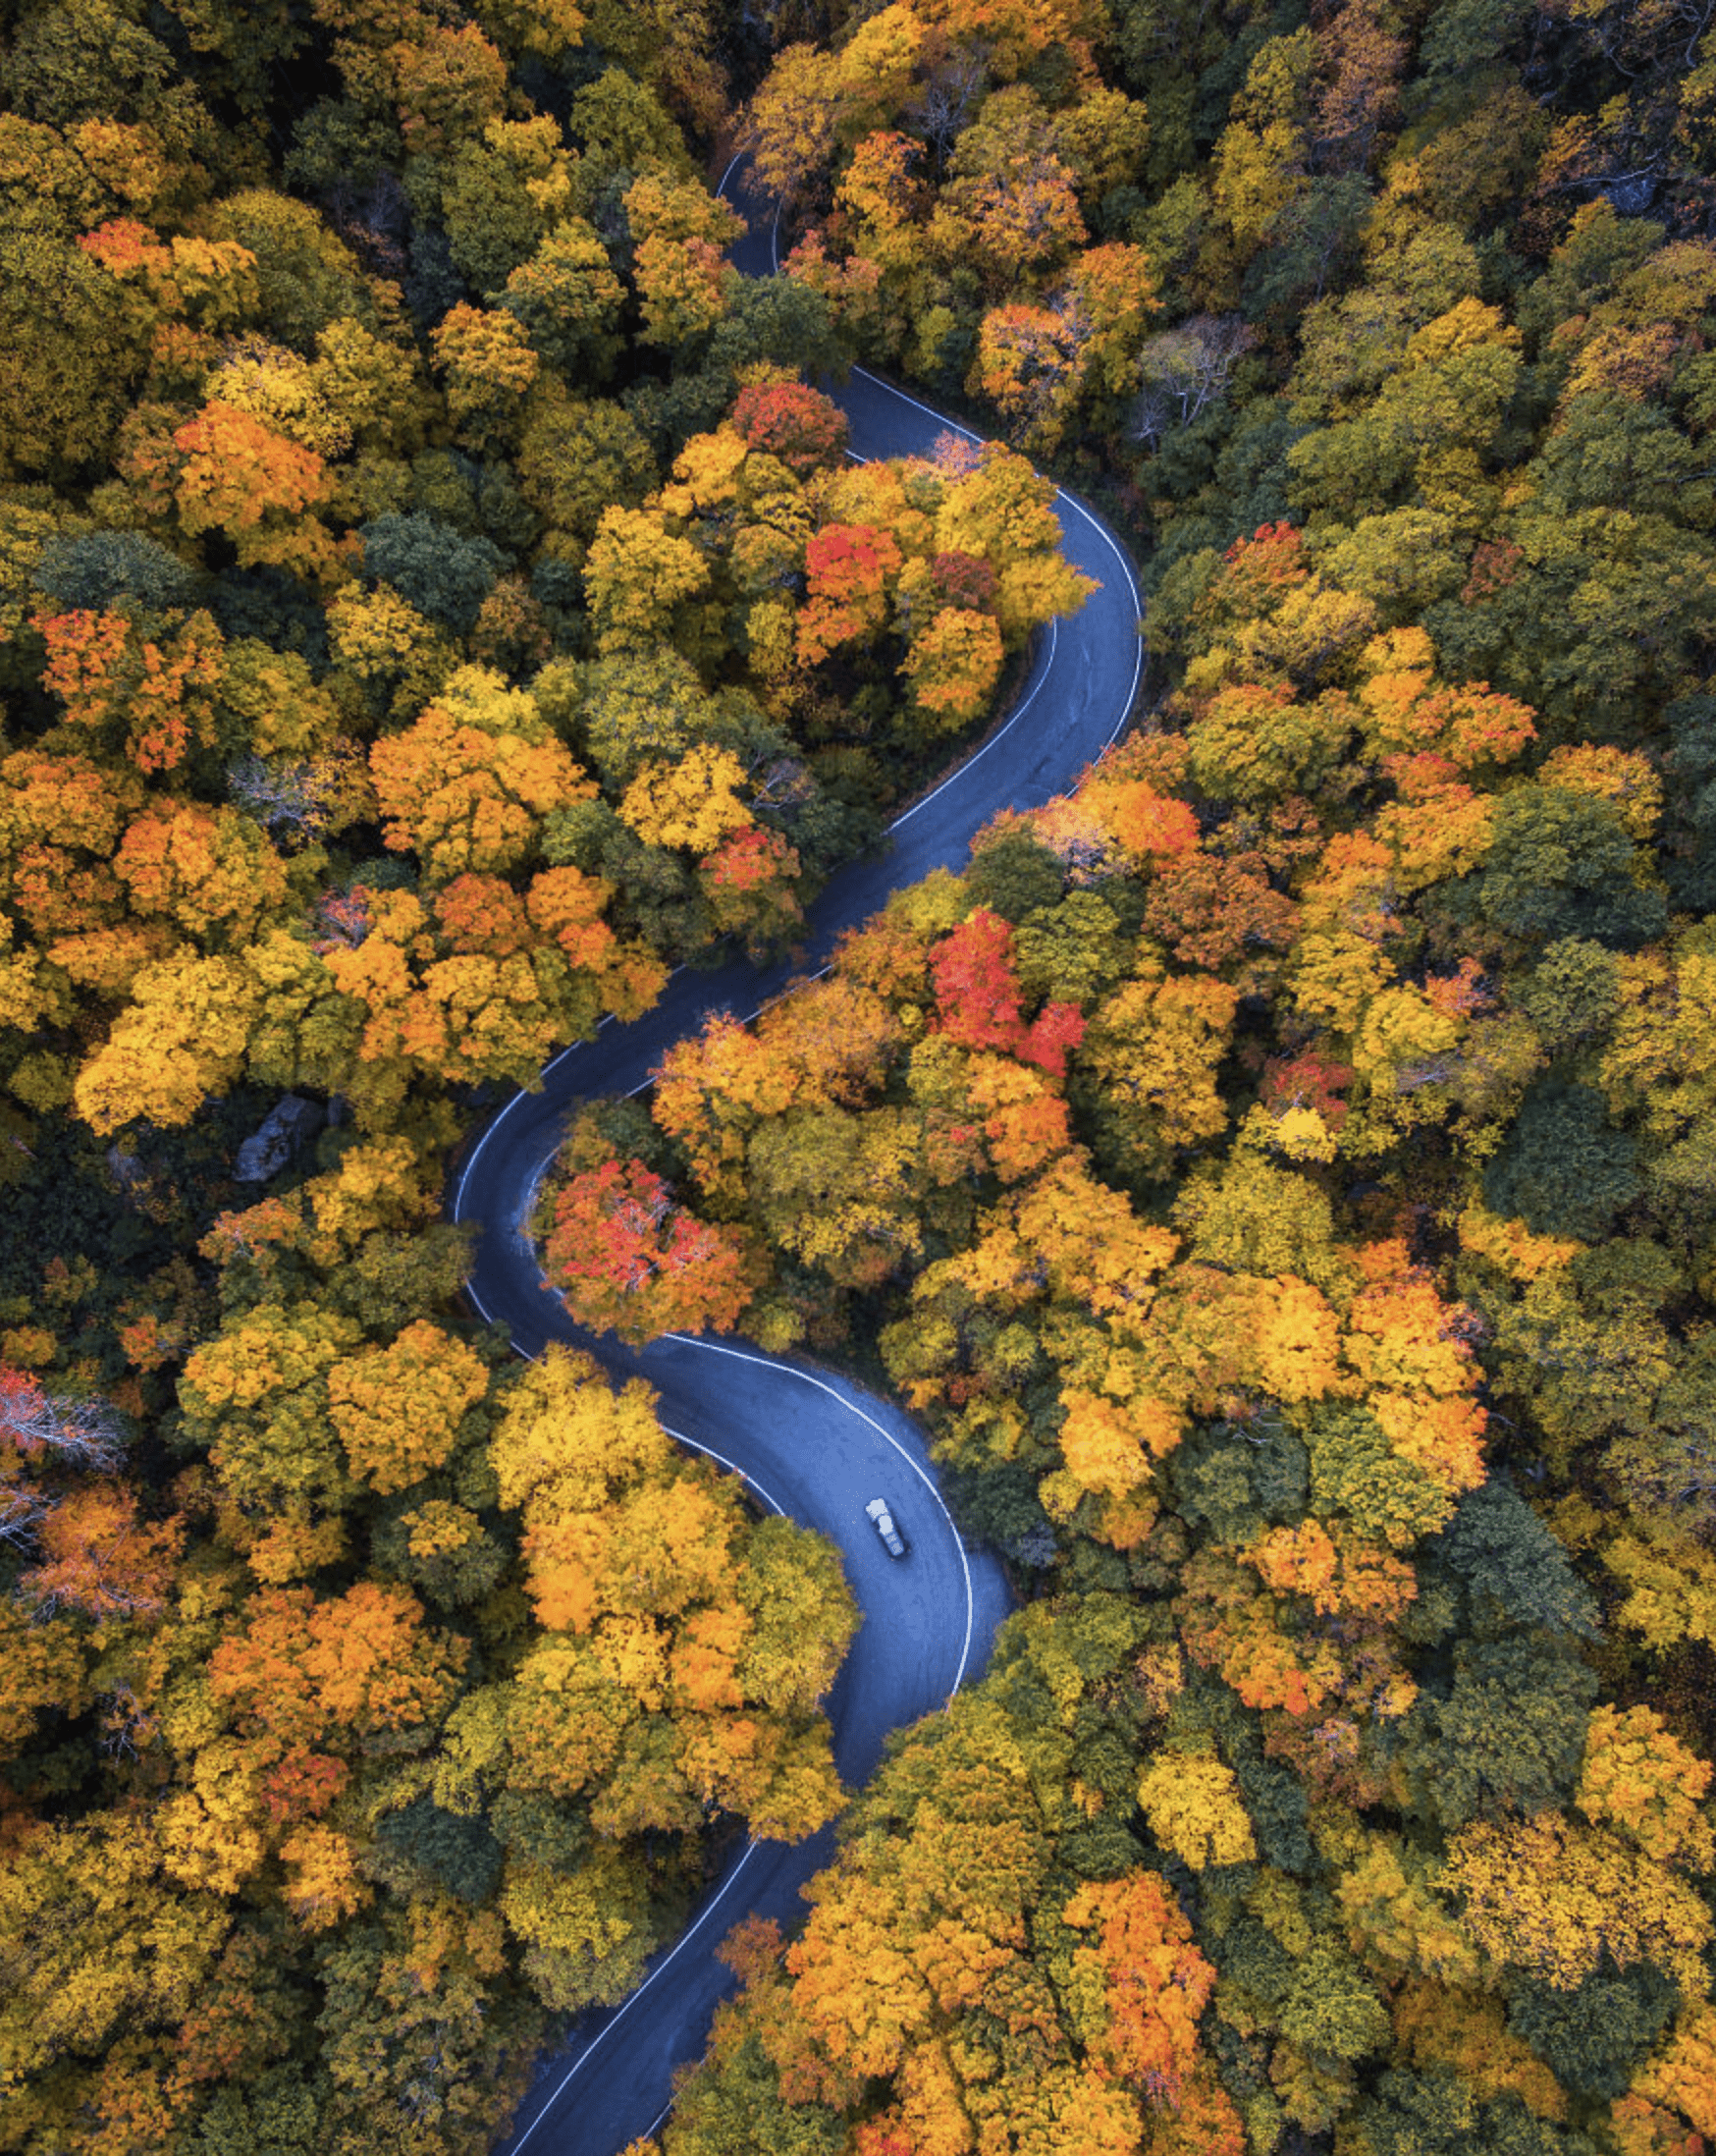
<box><xmin>970</xmin><ymin>302</ymin><xmax>1087</xmax><ymax>457</ymax></box>
<box><xmin>1576</xmin><ymin>1706</ymin><xmax>1715</xmax><ymax>1868</ymax></box>
<box><xmin>583</xmin><ymin>506</ymin><xmax>712</xmax><ymax>653</ymax></box>
<box><xmin>619</xmin><ymin>744</ymin><xmax>753</xmax><ymax>854</ymax></box>
<box><xmin>368</xmin><ymin>667</ymin><xmax>594</xmax><ymax>881</ymax></box>
<box><xmin>1444</xmin><ymin>1813</ymin><xmax>1712</xmax><ymax>1994</ymax></box>
<box><xmin>633</xmin><ymin>236</ymin><xmax>732</xmax><ymax>349</ymax></box>
<box><xmin>739</xmin><ymin>44</ymin><xmax>845</xmax><ymax>204</ymax></box>
<box><xmin>74</xmin><ymin>953</ymin><xmax>261</xmax><ymax>1136</ymax></box>
<box><xmin>112</xmin><ymin>803</ymin><xmax>291</xmax><ymax>949</ymax></box>
<box><xmin>485</xmin><ymin>1348</ymin><xmax>853</xmax><ymax>1839</ymax></box>
<box><xmin>1135</xmin><ymin>1752</ymin><xmax>1259</xmax><ymax>1870</ymax></box>
<box><xmin>164</xmin><ymin>401</ymin><xmax>335</xmax><ymax>579</ymax></box>
<box><xmin>327</xmin><ymin>1321</ymin><xmax>490</xmax><ymax>1495</ymax></box>
<box><xmin>933</xmin><ymin>444</ymin><xmax>1095</xmax><ymax>642</ymax></box>
<box><xmin>429</xmin><ymin>302</ymin><xmax>539</xmax><ymax>448</ymax></box>
<box><xmin>902</xmin><ymin>607</ymin><xmax>1003</xmax><ymax>729</ymax></box>
<box><xmin>1062</xmin><ymin>1868</ymin><xmax>1221</xmax><ymax>2100</ymax></box>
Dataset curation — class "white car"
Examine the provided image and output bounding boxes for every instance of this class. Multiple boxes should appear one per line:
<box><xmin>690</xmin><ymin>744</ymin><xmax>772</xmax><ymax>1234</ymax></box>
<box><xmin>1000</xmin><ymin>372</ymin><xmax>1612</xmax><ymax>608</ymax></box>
<box><xmin>864</xmin><ymin>1496</ymin><xmax>908</xmax><ymax>1558</ymax></box>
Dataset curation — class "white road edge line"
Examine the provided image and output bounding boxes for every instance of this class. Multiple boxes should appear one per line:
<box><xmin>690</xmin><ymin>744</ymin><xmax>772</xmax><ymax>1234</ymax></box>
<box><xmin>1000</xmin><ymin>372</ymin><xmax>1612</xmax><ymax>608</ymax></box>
<box><xmin>888</xmin><ymin>619</ymin><xmax>1058</xmax><ymax>833</ymax></box>
<box><xmin>1053</xmin><ymin>489</ymin><xmax>1144</xmax><ymax>748</ymax></box>
<box><xmin>472</xmin><ymin>157</ymin><xmax>1144</xmax><ymax>2156</ymax></box>
<box><xmin>663</xmin><ymin>1427</ymin><xmax>788</xmax><ymax>1519</ymax></box>
<box><xmin>849</xmin><ymin>364</ymin><xmax>982</xmax><ymax>444</ymax></box>
<box><xmin>507</xmin><ymin>1838</ymin><xmax>766</xmax><ymax>2155</ymax></box>
<box><xmin>662</xmin><ymin>1333</ymin><xmax>977</xmax><ymax>1698</ymax></box>
<box><xmin>453</xmin><ymin>1325</ymin><xmax>813</xmax><ymax>2156</ymax></box>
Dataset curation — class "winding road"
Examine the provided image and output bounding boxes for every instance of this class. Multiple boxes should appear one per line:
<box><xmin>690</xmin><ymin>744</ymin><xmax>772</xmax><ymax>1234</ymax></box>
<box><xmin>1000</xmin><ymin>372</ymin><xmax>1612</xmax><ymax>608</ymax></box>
<box><xmin>453</xmin><ymin>167</ymin><xmax>1146</xmax><ymax>2156</ymax></box>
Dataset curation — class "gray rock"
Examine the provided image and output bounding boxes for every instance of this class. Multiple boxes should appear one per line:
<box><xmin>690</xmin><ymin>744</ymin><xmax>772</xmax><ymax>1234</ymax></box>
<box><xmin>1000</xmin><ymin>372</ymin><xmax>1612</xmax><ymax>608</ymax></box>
<box><xmin>106</xmin><ymin>1146</ymin><xmax>144</xmax><ymax>1191</ymax></box>
<box><xmin>235</xmin><ymin>1095</ymin><xmax>324</xmax><ymax>1182</ymax></box>
<box><xmin>1600</xmin><ymin>173</ymin><xmax>1658</xmax><ymax>217</ymax></box>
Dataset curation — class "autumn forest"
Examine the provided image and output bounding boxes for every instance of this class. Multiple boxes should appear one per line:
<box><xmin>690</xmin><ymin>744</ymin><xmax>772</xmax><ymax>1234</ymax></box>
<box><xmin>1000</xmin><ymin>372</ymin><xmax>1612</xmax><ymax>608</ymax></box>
<box><xmin>1</xmin><ymin>0</ymin><xmax>1715</xmax><ymax>2147</ymax></box>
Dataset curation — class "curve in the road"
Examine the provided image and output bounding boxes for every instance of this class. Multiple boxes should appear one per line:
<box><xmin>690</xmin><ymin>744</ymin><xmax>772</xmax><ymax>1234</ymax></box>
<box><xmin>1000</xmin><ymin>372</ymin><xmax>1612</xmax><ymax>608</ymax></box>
<box><xmin>454</xmin><ymin>166</ymin><xmax>1145</xmax><ymax>2156</ymax></box>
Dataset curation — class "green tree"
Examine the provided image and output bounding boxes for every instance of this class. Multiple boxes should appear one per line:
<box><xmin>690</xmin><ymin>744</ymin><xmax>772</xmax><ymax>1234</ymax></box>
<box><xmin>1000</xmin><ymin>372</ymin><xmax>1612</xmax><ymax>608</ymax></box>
<box><xmin>1482</xmin><ymin>1084</ymin><xmax>1642</xmax><ymax>1240</ymax></box>
<box><xmin>1454</xmin><ymin>785</ymin><xmax>1667</xmax><ymax>949</ymax></box>
<box><xmin>1398</xmin><ymin>1635</ymin><xmax>1597</xmax><ymax>1830</ymax></box>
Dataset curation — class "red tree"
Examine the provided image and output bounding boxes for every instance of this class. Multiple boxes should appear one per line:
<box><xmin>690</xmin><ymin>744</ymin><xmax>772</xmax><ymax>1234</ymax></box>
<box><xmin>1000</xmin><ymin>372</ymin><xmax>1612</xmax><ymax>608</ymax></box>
<box><xmin>541</xmin><ymin>1159</ymin><xmax>752</xmax><ymax>1345</ymax></box>
<box><xmin>931</xmin><ymin>909</ymin><xmax>1025</xmax><ymax>1051</ymax></box>
<box><xmin>730</xmin><ymin>380</ymin><xmax>849</xmax><ymax>474</ymax></box>
<box><xmin>930</xmin><ymin>910</ymin><xmax>1085</xmax><ymax>1073</ymax></box>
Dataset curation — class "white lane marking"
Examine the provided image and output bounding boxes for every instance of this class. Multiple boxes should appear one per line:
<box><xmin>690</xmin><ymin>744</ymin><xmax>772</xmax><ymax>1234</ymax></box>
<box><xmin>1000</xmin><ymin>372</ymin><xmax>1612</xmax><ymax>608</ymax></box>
<box><xmin>1051</xmin><ymin>490</ymin><xmax>1145</xmax><ymax>748</ymax></box>
<box><xmin>662</xmin><ymin>1333</ymin><xmax>977</xmax><ymax>1698</ymax></box>
<box><xmin>473</xmin><ymin>156</ymin><xmax>1140</xmax><ymax>2156</ymax></box>
<box><xmin>888</xmin><ymin>619</ymin><xmax>1058</xmax><ymax>834</ymax></box>
<box><xmin>451</xmin><ymin>1318</ymin><xmax>809</xmax><ymax>2156</ymax></box>
<box><xmin>849</xmin><ymin>365</ymin><xmax>983</xmax><ymax>444</ymax></box>
<box><xmin>507</xmin><ymin>1837</ymin><xmax>767</xmax><ymax>2154</ymax></box>
<box><xmin>716</xmin><ymin>150</ymin><xmax>743</xmax><ymax>197</ymax></box>
<box><xmin>452</xmin><ymin>1076</ymin><xmax>535</xmax><ymax>1225</ymax></box>
<box><xmin>664</xmin><ymin>1427</ymin><xmax>787</xmax><ymax>1518</ymax></box>
<box><xmin>751</xmin><ymin>962</ymin><xmax>832</xmax><ymax>1015</ymax></box>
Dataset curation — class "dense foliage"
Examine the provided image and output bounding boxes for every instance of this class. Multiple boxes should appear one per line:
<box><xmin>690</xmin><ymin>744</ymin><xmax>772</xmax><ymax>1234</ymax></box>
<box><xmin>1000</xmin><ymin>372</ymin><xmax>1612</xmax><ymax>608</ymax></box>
<box><xmin>559</xmin><ymin>0</ymin><xmax>1716</xmax><ymax>2151</ymax></box>
<box><xmin>0</xmin><ymin>2</ymin><xmax>909</xmax><ymax>2148</ymax></box>
<box><xmin>605</xmin><ymin>704</ymin><xmax>1716</xmax><ymax>2155</ymax></box>
<box><xmin>5</xmin><ymin>0</ymin><xmax>1716</xmax><ymax>2148</ymax></box>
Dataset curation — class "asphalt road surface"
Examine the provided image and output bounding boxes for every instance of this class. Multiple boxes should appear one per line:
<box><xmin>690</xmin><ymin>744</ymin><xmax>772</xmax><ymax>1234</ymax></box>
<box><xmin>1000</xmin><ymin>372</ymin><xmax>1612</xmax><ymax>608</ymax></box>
<box><xmin>451</xmin><ymin>163</ymin><xmax>1146</xmax><ymax>2156</ymax></box>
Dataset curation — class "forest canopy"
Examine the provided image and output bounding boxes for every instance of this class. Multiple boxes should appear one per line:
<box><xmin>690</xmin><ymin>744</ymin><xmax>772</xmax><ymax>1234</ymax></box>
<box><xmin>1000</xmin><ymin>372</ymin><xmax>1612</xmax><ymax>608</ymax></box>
<box><xmin>4</xmin><ymin>0</ymin><xmax>1716</xmax><ymax>2150</ymax></box>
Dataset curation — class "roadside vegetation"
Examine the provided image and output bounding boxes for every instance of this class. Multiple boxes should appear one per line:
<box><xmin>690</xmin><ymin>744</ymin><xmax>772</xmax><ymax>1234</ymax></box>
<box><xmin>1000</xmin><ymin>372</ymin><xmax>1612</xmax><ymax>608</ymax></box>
<box><xmin>2</xmin><ymin>0</ymin><xmax>1716</xmax><ymax>2149</ymax></box>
